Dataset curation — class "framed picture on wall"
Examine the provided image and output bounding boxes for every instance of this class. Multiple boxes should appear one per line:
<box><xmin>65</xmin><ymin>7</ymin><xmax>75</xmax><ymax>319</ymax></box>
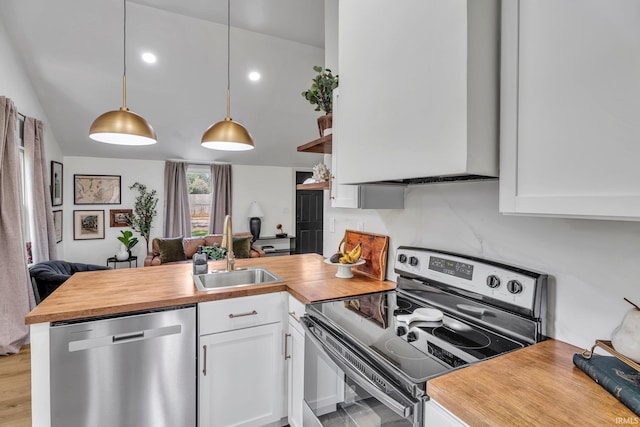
<box><xmin>53</xmin><ymin>210</ymin><xmax>62</xmax><ymax>243</ymax></box>
<box><xmin>73</xmin><ymin>210</ymin><xmax>105</xmax><ymax>240</ymax></box>
<box><xmin>110</xmin><ymin>209</ymin><xmax>132</xmax><ymax>227</ymax></box>
<box><xmin>51</xmin><ymin>161</ymin><xmax>63</xmax><ymax>206</ymax></box>
<box><xmin>74</xmin><ymin>174</ymin><xmax>121</xmax><ymax>205</ymax></box>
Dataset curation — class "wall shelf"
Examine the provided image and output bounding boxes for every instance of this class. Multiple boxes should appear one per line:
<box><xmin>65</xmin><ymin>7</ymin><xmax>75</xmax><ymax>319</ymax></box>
<box><xmin>296</xmin><ymin>182</ymin><xmax>330</xmax><ymax>190</ymax></box>
<box><xmin>297</xmin><ymin>134</ymin><xmax>332</xmax><ymax>154</ymax></box>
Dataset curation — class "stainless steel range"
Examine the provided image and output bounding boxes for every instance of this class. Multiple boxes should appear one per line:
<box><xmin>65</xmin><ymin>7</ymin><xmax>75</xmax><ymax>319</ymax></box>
<box><xmin>302</xmin><ymin>246</ymin><xmax>547</xmax><ymax>426</ymax></box>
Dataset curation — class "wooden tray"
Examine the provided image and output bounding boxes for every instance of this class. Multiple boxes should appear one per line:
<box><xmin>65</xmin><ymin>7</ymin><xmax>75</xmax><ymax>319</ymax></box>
<box><xmin>338</xmin><ymin>230</ymin><xmax>389</xmax><ymax>281</ymax></box>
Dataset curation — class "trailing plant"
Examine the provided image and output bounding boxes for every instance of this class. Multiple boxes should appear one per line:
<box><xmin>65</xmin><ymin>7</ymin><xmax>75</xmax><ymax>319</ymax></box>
<box><xmin>126</xmin><ymin>182</ymin><xmax>158</xmax><ymax>254</ymax></box>
<box><xmin>301</xmin><ymin>65</ymin><xmax>339</xmax><ymax>114</ymax></box>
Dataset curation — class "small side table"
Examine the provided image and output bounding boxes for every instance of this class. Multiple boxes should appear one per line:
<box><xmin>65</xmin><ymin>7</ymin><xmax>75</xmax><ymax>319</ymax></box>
<box><xmin>107</xmin><ymin>255</ymin><xmax>138</xmax><ymax>269</ymax></box>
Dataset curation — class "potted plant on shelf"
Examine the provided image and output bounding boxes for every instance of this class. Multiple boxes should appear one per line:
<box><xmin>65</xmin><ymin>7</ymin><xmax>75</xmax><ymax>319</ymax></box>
<box><xmin>126</xmin><ymin>182</ymin><xmax>159</xmax><ymax>254</ymax></box>
<box><xmin>116</xmin><ymin>230</ymin><xmax>139</xmax><ymax>260</ymax></box>
<box><xmin>301</xmin><ymin>65</ymin><xmax>339</xmax><ymax>137</ymax></box>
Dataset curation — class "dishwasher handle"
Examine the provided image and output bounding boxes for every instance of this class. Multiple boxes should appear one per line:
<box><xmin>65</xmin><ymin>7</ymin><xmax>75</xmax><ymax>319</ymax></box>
<box><xmin>112</xmin><ymin>331</ymin><xmax>145</xmax><ymax>343</ymax></box>
<box><xmin>68</xmin><ymin>324</ymin><xmax>181</xmax><ymax>352</ymax></box>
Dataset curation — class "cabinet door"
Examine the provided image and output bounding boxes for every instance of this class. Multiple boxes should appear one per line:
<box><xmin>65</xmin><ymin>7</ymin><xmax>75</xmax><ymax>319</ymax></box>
<box><xmin>199</xmin><ymin>322</ymin><xmax>285</xmax><ymax>427</ymax></box>
<box><xmin>330</xmin><ymin>89</ymin><xmax>360</xmax><ymax>208</ymax></box>
<box><xmin>424</xmin><ymin>400</ymin><xmax>467</xmax><ymax>426</ymax></box>
<box><xmin>287</xmin><ymin>322</ymin><xmax>305</xmax><ymax>427</ymax></box>
<box><xmin>500</xmin><ymin>0</ymin><xmax>640</xmax><ymax>220</ymax></box>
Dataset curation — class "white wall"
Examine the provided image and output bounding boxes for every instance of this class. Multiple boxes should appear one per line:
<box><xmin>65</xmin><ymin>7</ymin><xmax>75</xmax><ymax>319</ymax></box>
<box><xmin>59</xmin><ymin>158</ymin><xmax>296</xmax><ymax>265</ymax></box>
<box><xmin>62</xmin><ymin>157</ymin><xmax>165</xmax><ymax>266</ymax></box>
<box><xmin>232</xmin><ymin>164</ymin><xmax>296</xmax><ymax>238</ymax></box>
<box><xmin>0</xmin><ymin>18</ymin><xmax>64</xmax><ymax>256</ymax></box>
<box><xmin>323</xmin><ymin>180</ymin><xmax>640</xmax><ymax>350</ymax></box>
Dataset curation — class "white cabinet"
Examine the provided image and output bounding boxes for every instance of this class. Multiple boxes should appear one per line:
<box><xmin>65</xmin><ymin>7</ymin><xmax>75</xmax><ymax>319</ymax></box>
<box><xmin>198</xmin><ymin>293</ymin><xmax>287</xmax><ymax>427</ymax></box>
<box><xmin>286</xmin><ymin>295</ymin><xmax>306</xmax><ymax>427</ymax></box>
<box><xmin>424</xmin><ymin>400</ymin><xmax>467</xmax><ymax>426</ymax></box>
<box><xmin>500</xmin><ymin>0</ymin><xmax>640</xmax><ymax>220</ymax></box>
<box><xmin>337</xmin><ymin>0</ymin><xmax>499</xmax><ymax>185</ymax></box>
<box><xmin>330</xmin><ymin>90</ymin><xmax>405</xmax><ymax>209</ymax></box>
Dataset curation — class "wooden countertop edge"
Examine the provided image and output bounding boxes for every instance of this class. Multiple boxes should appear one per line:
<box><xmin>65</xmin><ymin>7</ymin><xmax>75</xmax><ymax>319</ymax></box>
<box><xmin>25</xmin><ymin>254</ymin><xmax>396</xmax><ymax>324</ymax></box>
<box><xmin>427</xmin><ymin>339</ymin><xmax>637</xmax><ymax>425</ymax></box>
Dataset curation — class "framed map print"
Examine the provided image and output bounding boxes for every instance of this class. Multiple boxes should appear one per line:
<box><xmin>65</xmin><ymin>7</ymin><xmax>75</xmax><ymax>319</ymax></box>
<box><xmin>74</xmin><ymin>175</ymin><xmax>121</xmax><ymax>205</ymax></box>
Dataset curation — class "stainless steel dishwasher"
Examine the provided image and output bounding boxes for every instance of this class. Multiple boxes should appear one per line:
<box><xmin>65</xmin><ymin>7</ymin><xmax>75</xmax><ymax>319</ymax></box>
<box><xmin>49</xmin><ymin>305</ymin><xmax>196</xmax><ymax>427</ymax></box>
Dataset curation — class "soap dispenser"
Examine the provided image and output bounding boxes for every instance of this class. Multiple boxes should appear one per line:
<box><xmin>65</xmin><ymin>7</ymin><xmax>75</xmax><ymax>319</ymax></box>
<box><xmin>193</xmin><ymin>246</ymin><xmax>208</xmax><ymax>275</ymax></box>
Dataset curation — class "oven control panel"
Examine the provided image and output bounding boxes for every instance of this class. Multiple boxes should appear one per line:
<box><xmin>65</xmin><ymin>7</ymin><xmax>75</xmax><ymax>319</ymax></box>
<box><xmin>394</xmin><ymin>247</ymin><xmax>546</xmax><ymax>313</ymax></box>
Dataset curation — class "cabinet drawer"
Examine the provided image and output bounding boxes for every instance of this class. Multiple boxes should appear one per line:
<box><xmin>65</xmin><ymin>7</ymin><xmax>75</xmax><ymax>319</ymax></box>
<box><xmin>199</xmin><ymin>292</ymin><xmax>285</xmax><ymax>335</ymax></box>
<box><xmin>287</xmin><ymin>295</ymin><xmax>306</xmax><ymax>334</ymax></box>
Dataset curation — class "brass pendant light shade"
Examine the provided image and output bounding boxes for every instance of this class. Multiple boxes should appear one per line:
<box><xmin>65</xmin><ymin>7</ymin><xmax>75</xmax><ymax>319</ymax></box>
<box><xmin>201</xmin><ymin>117</ymin><xmax>254</xmax><ymax>151</ymax></box>
<box><xmin>201</xmin><ymin>0</ymin><xmax>254</xmax><ymax>151</ymax></box>
<box><xmin>90</xmin><ymin>106</ymin><xmax>157</xmax><ymax>146</ymax></box>
<box><xmin>89</xmin><ymin>0</ymin><xmax>156</xmax><ymax>146</ymax></box>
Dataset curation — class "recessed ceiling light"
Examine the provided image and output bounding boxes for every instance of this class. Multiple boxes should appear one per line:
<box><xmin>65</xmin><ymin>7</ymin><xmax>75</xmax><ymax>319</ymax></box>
<box><xmin>248</xmin><ymin>71</ymin><xmax>261</xmax><ymax>81</ymax></box>
<box><xmin>141</xmin><ymin>52</ymin><xmax>157</xmax><ymax>64</ymax></box>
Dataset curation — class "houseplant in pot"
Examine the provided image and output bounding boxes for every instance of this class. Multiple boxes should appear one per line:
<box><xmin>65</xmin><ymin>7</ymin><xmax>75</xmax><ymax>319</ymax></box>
<box><xmin>126</xmin><ymin>182</ymin><xmax>158</xmax><ymax>254</ymax></box>
<box><xmin>301</xmin><ymin>65</ymin><xmax>339</xmax><ymax>137</ymax></box>
<box><xmin>116</xmin><ymin>230</ymin><xmax>139</xmax><ymax>260</ymax></box>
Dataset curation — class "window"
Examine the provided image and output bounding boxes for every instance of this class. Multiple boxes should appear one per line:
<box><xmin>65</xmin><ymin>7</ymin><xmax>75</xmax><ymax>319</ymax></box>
<box><xmin>16</xmin><ymin>116</ymin><xmax>32</xmax><ymax>262</ymax></box>
<box><xmin>187</xmin><ymin>166</ymin><xmax>212</xmax><ymax>237</ymax></box>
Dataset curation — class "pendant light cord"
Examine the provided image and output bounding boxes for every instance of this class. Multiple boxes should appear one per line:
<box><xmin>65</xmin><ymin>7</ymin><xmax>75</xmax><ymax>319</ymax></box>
<box><xmin>122</xmin><ymin>0</ymin><xmax>127</xmax><ymax>108</ymax></box>
<box><xmin>225</xmin><ymin>0</ymin><xmax>231</xmax><ymax>118</ymax></box>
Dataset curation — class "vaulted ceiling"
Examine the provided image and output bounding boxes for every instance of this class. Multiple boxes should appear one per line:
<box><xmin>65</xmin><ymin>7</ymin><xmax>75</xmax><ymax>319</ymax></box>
<box><xmin>0</xmin><ymin>0</ymin><xmax>326</xmax><ymax>167</ymax></box>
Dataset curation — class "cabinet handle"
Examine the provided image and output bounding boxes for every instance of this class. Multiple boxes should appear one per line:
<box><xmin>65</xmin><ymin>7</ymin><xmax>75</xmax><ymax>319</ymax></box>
<box><xmin>284</xmin><ymin>333</ymin><xmax>291</xmax><ymax>360</ymax></box>
<box><xmin>228</xmin><ymin>310</ymin><xmax>258</xmax><ymax>318</ymax></box>
<box><xmin>288</xmin><ymin>311</ymin><xmax>300</xmax><ymax>323</ymax></box>
<box><xmin>329</xmin><ymin>175</ymin><xmax>335</xmax><ymax>200</ymax></box>
<box><xmin>202</xmin><ymin>345</ymin><xmax>207</xmax><ymax>376</ymax></box>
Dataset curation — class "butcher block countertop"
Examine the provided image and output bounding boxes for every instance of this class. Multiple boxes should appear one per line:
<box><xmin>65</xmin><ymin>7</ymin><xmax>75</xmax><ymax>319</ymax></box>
<box><xmin>25</xmin><ymin>253</ymin><xmax>396</xmax><ymax>324</ymax></box>
<box><xmin>427</xmin><ymin>339</ymin><xmax>637</xmax><ymax>426</ymax></box>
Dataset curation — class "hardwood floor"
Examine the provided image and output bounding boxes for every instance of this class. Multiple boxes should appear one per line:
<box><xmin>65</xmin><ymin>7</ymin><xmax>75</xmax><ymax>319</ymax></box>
<box><xmin>0</xmin><ymin>345</ymin><xmax>31</xmax><ymax>427</ymax></box>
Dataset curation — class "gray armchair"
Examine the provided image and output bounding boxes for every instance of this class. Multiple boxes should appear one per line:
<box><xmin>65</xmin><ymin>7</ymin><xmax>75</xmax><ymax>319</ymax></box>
<box><xmin>29</xmin><ymin>260</ymin><xmax>111</xmax><ymax>303</ymax></box>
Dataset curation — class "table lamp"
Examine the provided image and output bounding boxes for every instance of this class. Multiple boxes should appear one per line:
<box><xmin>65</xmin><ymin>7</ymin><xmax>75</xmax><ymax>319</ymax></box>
<box><xmin>247</xmin><ymin>201</ymin><xmax>264</xmax><ymax>242</ymax></box>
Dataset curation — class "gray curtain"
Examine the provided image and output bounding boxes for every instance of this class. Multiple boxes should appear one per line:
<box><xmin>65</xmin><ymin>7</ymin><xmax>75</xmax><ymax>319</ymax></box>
<box><xmin>209</xmin><ymin>164</ymin><xmax>232</xmax><ymax>234</ymax></box>
<box><xmin>24</xmin><ymin>117</ymin><xmax>57</xmax><ymax>263</ymax></box>
<box><xmin>164</xmin><ymin>161</ymin><xmax>191</xmax><ymax>238</ymax></box>
<box><xmin>0</xmin><ymin>97</ymin><xmax>32</xmax><ymax>354</ymax></box>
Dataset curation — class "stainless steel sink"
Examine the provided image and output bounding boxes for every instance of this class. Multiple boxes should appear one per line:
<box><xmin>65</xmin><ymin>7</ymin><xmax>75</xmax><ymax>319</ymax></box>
<box><xmin>193</xmin><ymin>267</ymin><xmax>283</xmax><ymax>291</ymax></box>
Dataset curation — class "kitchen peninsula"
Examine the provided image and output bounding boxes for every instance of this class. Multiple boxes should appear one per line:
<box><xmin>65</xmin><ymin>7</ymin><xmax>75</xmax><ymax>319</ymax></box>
<box><xmin>26</xmin><ymin>254</ymin><xmax>637</xmax><ymax>426</ymax></box>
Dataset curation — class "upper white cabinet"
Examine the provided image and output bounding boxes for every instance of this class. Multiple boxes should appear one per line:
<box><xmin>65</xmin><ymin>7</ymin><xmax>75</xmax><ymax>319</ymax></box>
<box><xmin>500</xmin><ymin>0</ymin><xmax>640</xmax><ymax>220</ymax></box>
<box><xmin>337</xmin><ymin>0</ymin><xmax>500</xmax><ymax>185</ymax></box>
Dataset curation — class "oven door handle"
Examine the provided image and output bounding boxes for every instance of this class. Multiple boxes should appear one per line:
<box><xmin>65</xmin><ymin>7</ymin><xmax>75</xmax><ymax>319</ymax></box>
<box><xmin>302</xmin><ymin>320</ymin><xmax>416</xmax><ymax>420</ymax></box>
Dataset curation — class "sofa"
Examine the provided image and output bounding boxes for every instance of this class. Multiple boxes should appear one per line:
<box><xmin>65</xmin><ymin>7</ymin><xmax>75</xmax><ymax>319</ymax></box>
<box><xmin>144</xmin><ymin>233</ymin><xmax>264</xmax><ymax>267</ymax></box>
<box><xmin>29</xmin><ymin>260</ymin><xmax>112</xmax><ymax>303</ymax></box>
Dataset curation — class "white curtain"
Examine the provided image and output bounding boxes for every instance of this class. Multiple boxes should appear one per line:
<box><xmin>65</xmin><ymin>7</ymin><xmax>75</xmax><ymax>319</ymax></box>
<box><xmin>209</xmin><ymin>164</ymin><xmax>232</xmax><ymax>234</ymax></box>
<box><xmin>0</xmin><ymin>97</ymin><xmax>32</xmax><ymax>354</ymax></box>
<box><xmin>163</xmin><ymin>161</ymin><xmax>191</xmax><ymax>238</ymax></box>
<box><xmin>24</xmin><ymin>117</ymin><xmax>57</xmax><ymax>263</ymax></box>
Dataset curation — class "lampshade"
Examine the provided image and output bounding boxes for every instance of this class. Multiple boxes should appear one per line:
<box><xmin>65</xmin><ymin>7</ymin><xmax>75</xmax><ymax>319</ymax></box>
<box><xmin>201</xmin><ymin>0</ymin><xmax>254</xmax><ymax>151</ymax></box>
<box><xmin>247</xmin><ymin>201</ymin><xmax>264</xmax><ymax>218</ymax></box>
<box><xmin>90</xmin><ymin>107</ymin><xmax>157</xmax><ymax>145</ymax></box>
<box><xmin>89</xmin><ymin>0</ymin><xmax>156</xmax><ymax>146</ymax></box>
<box><xmin>201</xmin><ymin>117</ymin><xmax>254</xmax><ymax>151</ymax></box>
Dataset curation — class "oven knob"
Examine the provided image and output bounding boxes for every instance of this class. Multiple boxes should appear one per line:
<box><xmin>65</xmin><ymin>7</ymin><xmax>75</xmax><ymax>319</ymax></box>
<box><xmin>409</xmin><ymin>256</ymin><xmax>419</xmax><ymax>267</ymax></box>
<box><xmin>486</xmin><ymin>275</ymin><xmax>501</xmax><ymax>288</ymax></box>
<box><xmin>397</xmin><ymin>254</ymin><xmax>407</xmax><ymax>263</ymax></box>
<box><xmin>507</xmin><ymin>280</ymin><xmax>523</xmax><ymax>294</ymax></box>
<box><xmin>406</xmin><ymin>331</ymin><xmax>417</xmax><ymax>342</ymax></box>
<box><xmin>396</xmin><ymin>326</ymin><xmax>407</xmax><ymax>336</ymax></box>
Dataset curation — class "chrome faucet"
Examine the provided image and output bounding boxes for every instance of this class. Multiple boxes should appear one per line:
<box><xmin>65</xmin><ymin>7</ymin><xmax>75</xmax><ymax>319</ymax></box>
<box><xmin>222</xmin><ymin>215</ymin><xmax>235</xmax><ymax>272</ymax></box>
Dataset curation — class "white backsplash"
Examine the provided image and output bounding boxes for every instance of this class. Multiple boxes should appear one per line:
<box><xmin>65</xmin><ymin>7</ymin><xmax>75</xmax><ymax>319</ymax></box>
<box><xmin>323</xmin><ymin>180</ymin><xmax>640</xmax><ymax>350</ymax></box>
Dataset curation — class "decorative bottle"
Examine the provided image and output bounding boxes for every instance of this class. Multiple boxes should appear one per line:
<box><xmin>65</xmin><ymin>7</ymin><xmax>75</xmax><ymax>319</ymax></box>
<box><xmin>193</xmin><ymin>246</ymin><xmax>208</xmax><ymax>275</ymax></box>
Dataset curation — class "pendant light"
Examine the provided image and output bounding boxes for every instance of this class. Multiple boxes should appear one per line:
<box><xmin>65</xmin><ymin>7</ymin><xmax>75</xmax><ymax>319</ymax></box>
<box><xmin>89</xmin><ymin>0</ymin><xmax>157</xmax><ymax>146</ymax></box>
<box><xmin>201</xmin><ymin>0</ymin><xmax>254</xmax><ymax>151</ymax></box>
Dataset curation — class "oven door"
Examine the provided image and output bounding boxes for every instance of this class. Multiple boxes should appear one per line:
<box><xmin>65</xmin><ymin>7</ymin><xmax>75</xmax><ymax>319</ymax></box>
<box><xmin>302</xmin><ymin>316</ymin><xmax>423</xmax><ymax>427</ymax></box>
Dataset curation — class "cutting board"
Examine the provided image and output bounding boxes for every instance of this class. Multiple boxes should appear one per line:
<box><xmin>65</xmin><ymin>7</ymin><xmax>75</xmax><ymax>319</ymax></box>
<box><xmin>339</xmin><ymin>230</ymin><xmax>389</xmax><ymax>281</ymax></box>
